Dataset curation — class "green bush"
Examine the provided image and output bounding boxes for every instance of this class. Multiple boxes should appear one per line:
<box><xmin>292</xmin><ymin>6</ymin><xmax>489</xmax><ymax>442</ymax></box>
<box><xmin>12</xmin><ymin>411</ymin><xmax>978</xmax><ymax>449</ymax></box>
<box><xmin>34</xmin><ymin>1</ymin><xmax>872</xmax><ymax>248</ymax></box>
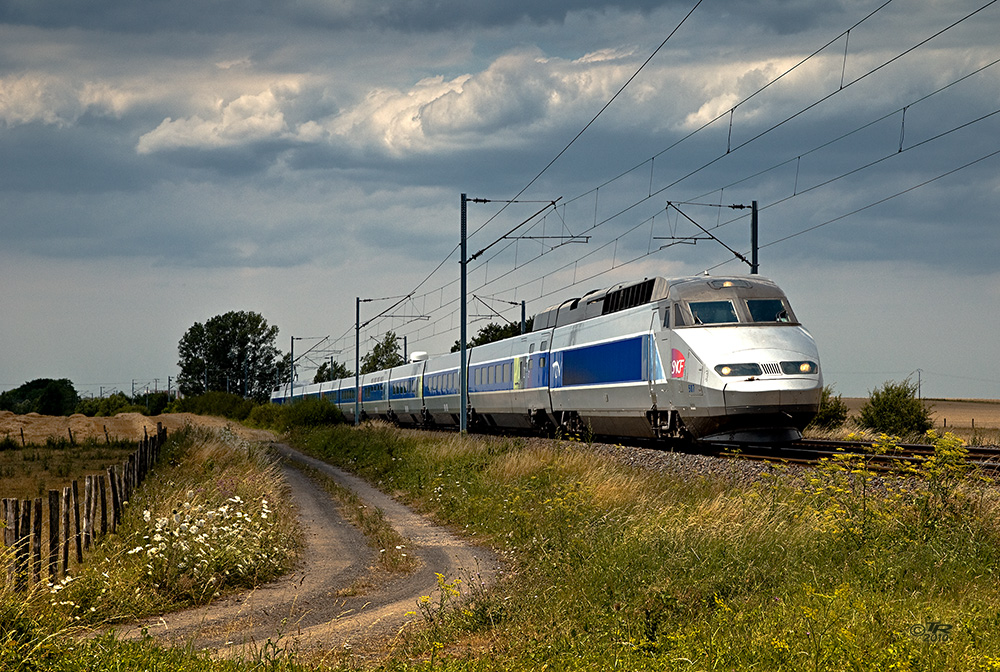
<box><xmin>165</xmin><ymin>391</ymin><xmax>256</xmax><ymax>420</ymax></box>
<box><xmin>858</xmin><ymin>378</ymin><xmax>933</xmax><ymax>436</ymax></box>
<box><xmin>246</xmin><ymin>402</ymin><xmax>283</xmax><ymax>429</ymax></box>
<box><xmin>809</xmin><ymin>385</ymin><xmax>849</xmax><ymax>429</ymax></box>
<box><xmin>246</xmin><ymin>397</ymin><xmax>344</xmax><ymax>431</ymax></box>
<box><xmin>75</xmin><ymin>392</ymin><xmax>139</xmax><ymax>417</ymax></box>
<box><xmin>279</xmin><ymin>397</ymin><xmax>344</xmax><ymax>429</ymax></box>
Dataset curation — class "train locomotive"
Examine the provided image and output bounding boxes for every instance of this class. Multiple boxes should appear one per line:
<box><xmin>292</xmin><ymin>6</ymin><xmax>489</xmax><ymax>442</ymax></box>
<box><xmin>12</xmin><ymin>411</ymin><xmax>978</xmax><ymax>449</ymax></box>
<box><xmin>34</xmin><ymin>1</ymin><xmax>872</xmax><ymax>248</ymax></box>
<box><xmin>271</xmin><ymin>274</ymin><xmax>823</xmax><ymax>443</ymax></box>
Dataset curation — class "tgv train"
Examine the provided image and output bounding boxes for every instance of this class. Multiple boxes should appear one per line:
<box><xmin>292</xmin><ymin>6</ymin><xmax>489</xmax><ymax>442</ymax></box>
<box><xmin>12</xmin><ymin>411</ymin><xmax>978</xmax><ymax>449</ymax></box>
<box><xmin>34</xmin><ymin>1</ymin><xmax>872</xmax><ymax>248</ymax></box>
<box><xmin>271</xmin><ymin>275</ymin><xmax>823</xmax><ymax>443</ymax></box>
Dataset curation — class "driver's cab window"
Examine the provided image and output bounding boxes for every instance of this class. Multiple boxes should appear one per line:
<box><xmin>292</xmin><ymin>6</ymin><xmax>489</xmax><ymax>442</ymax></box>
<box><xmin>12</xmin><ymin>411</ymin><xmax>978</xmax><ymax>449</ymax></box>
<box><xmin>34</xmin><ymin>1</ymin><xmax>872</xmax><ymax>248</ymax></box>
<box><xmin>673</xmin><ymin>303</ymin><xmax>686</xmax><ymax>327</ymax></box>
<box><xmin>746</xmin><ymin>298</ymin><xmax>792</xmax><ymax>323</ymax></box>
<box><xmin>689</xmin><ymin>300</ymin><xmax>738</xmax><ymax>325</ymax></box>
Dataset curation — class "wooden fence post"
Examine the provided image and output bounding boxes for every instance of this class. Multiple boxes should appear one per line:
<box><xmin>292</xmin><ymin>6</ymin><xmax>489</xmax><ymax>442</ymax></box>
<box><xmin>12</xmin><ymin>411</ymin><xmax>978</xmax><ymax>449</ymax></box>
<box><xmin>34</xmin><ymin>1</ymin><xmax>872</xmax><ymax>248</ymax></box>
<box><xmin>107</xmin><ymin>466</ymin><xmax>120</xmax><ymax>532</ymax></box>
<box><xmin>116</xmin><ymin>467</ymin><xmax>125</xmax><ymax>510</ymax></box>
<box><xmin>98</xmin><ymin>475</ymin><xmax>108</xmax><ymax>537</ymax></box>
<box><xmin>82</xmin><ymin>476</ymin><xmax>93</xmax><ymax>551</ymax></box>
<box><xmin>17</xmin><ymin>499</ymin><xmax>30</xmax><ymax>591</ymax></box>
<box><xmin>61</xmin><ymin>487</ymin><xmax>70</xmax><ymax>575</ymax></box>
<box><xmin>47</xmin><ymin>490</ymin><xmax>59</xmax><ymax>581</ymax></box>
<box><xmin>71</xmin><ymin>481</ymin><xmax>83</xmax><ymax>563</ymax></box>
<box><xmin>4</xmin><ymin>499</ymin><xmax>16</xmax><ymax>585</ymax></box>
<box><xmin>128</xmin><ymin>454</ymin><xmax>136</xmax><ymax>500</ymax></box>
<box><xmin>32</xmin><ymin>498</ymin><xmax>41</xmax><ymax>584</ymax></box>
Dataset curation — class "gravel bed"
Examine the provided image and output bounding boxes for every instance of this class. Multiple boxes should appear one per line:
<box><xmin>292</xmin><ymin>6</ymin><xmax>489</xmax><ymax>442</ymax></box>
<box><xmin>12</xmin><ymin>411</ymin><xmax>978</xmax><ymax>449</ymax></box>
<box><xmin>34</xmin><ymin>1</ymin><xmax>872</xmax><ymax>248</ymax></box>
<box><xmin>583</xmin><ymin>440</ymin><xmax>811</xmax><ymax>487</ymax></box>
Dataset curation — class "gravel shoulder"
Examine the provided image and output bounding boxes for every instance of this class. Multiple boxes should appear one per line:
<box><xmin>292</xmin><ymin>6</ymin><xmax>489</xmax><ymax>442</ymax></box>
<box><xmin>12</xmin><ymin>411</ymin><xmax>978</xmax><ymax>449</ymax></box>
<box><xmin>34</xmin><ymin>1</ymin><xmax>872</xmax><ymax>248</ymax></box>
<box><xmin>114</xmin><ymin>442</ymin><xmax>499</xmax><ymax>659</ymax></box>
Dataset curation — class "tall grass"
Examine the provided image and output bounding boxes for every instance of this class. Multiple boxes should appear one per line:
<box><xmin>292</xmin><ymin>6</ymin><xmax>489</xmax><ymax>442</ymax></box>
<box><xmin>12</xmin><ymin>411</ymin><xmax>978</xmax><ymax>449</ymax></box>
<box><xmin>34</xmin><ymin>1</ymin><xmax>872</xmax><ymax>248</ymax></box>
<box><xmin>48</xmin><ymin>425</ymin><xmax>302</xmax><ymax>625</ymax></box>
<box><xmin>292</xmin><ymin>424</ymin><xmax>1000</xmax><ymax>671</ymax></box>
<box><xmin>1</xmin><ymin>424</ymin><xmax>305</xmax><ymax>672</ymax></box>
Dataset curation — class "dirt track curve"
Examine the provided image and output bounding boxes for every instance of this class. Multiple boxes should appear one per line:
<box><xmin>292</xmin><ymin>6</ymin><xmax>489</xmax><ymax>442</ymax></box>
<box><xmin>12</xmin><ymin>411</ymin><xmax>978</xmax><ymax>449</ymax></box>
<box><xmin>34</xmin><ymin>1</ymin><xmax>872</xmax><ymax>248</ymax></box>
<box><xmin>114</xmin><ymin>443</ymin><xmax>499</xmax><ymax>659</ymax></box>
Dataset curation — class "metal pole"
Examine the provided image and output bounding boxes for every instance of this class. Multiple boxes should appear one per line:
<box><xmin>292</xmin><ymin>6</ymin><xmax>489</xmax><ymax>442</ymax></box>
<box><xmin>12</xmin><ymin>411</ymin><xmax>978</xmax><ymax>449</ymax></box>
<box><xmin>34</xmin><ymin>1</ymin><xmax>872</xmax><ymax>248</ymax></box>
<box><xmin>460</xmin><ymin>193</ymin><xmax>468</xmax><ymax>434</ymax></box>
<box><xmin>750</xmin><ymin>200</ymin><xmax>759</xmax><ymax>275</ymax></box>
<box><xmin>521</xmin><ymin>300</ymin><xmax>526</xmax><ymax>334</ymax></box>
<box><xmin>355</xmin><ymin>297</ymin><xmax>360</xmax><ymax>426</ymax></box>
<box><xmin>290</xmin><ymin>336</ymin><xmax>294</xmax><ymax>402</ymax></box>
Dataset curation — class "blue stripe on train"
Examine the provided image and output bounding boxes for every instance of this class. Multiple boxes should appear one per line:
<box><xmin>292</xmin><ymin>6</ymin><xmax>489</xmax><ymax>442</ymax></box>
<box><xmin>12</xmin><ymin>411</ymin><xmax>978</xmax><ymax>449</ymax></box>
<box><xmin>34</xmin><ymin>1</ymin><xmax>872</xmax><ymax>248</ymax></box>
<box><xmin>552</xmin><ymin>335</ymin><xmax>646</xmax><ymax>388</ymax></box>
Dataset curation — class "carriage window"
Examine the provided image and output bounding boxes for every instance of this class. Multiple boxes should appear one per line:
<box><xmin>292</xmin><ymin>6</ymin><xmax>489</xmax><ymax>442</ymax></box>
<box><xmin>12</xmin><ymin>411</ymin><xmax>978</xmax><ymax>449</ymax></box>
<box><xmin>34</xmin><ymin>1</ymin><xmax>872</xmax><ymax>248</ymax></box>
<box><xmin>747</xmin><ymin>299</ymin><xmax>792</xmax><ymax>323</ymax></box>
<box><xmin>673</xmin><ymin>303</ymin><xmax>686</xmax><ymax>327</ymax></box>
<box><xmin>689</xmin><ymin>301</ymin><xmax>739</xmax><ymax>324</ymax></box>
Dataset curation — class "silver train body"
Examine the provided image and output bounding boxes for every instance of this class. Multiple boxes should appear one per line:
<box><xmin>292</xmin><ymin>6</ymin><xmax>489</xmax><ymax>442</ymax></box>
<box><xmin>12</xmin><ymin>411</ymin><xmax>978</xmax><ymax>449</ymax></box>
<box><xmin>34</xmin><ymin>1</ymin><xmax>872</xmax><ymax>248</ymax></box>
<box><xmin>271</xmin><ymin>275</ymin><xmax>823</xmax><ymax>443</ymax></box>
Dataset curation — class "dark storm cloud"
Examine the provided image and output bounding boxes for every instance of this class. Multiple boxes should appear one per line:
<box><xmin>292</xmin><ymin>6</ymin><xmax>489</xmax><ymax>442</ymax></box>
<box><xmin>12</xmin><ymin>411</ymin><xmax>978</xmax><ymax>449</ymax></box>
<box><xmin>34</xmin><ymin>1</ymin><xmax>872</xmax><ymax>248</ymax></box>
<box><xmin>0</xmin><ymin>0</ymin><xmax>849</xmax><ymax>35</ymax></box>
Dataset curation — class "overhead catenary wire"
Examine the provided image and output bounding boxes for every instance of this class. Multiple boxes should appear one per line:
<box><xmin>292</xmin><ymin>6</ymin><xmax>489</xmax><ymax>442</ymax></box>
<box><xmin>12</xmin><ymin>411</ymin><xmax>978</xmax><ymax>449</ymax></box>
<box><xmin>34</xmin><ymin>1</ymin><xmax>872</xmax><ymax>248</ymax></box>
<box><xmin>467</xmin><ymin>0</ymin><xmax>707</xmax><ymax>241</ymax></box>
<box><xmin>324</xmin><ymin>0</ymin><xmax>998</xmax><ymax>370</ymax></box>
<box><xmin>327</xmin><ymin>0</ymin><xmax>707</xmax><ymax>363</ymax></box>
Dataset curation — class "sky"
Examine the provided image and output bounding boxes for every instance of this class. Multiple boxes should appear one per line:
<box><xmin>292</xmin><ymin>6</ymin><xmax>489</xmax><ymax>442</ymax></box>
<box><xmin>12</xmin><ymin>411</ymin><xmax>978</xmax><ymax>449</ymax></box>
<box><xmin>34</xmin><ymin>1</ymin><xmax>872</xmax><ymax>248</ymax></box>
<box><xmin>1</xmin><ymin>0</ymin><xmax>999</xmax><ymax>402</ymax></box>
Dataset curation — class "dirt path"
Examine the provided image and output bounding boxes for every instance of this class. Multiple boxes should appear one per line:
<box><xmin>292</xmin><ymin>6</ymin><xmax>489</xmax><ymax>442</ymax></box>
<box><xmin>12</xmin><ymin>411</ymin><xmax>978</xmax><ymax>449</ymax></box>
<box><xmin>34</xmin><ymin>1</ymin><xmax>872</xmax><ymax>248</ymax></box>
<box><xmin>115</xmin><ymin>442</ymin><xmax>499</xmax><ymax>660</ymax></box>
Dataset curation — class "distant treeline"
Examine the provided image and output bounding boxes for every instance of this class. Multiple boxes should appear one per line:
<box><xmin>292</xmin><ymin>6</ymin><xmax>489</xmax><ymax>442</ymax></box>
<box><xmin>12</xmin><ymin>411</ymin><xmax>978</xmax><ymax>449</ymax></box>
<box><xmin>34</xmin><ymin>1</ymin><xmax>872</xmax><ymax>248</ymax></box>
<box><xmin>0</xmin><ymin>378</ymin><xmax>169</xmax><ymax>417</ymax></box>
<box><xmin>0</xmin><ymin>380</ymin><xmax>343</xmax><ymax>430</ymax></box>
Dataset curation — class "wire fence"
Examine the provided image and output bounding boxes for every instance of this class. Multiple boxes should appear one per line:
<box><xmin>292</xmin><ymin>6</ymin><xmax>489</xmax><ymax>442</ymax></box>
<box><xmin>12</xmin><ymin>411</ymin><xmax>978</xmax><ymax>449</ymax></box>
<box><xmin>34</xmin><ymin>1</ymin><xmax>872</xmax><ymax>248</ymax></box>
<box><xmin>2</xmin><ymin>424</ymin><xmax>166</xmax><ymax>590</ymax></box>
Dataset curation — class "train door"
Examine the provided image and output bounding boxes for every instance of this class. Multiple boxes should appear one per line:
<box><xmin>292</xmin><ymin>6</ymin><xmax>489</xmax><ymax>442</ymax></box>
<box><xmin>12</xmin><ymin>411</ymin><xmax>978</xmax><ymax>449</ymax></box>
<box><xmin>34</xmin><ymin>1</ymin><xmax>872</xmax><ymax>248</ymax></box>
<box><xmin>647</xmin><ymin>307</ymin><xmax>667</xmax><ymax>408</ymax></box>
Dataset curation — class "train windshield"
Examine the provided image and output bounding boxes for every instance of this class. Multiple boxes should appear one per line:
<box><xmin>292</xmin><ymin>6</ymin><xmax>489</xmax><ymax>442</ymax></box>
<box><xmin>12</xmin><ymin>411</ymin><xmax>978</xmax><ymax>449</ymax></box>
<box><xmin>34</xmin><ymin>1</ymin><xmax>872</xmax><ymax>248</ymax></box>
<box><xmin>747</xmin><ymin>298</ymin><xmax>792</xmax><ymax>323</ymax></box>
<box><xmin>690</xmin><ymin>301</ymin><xmax>739</xmax><ymax>324</ymax></box>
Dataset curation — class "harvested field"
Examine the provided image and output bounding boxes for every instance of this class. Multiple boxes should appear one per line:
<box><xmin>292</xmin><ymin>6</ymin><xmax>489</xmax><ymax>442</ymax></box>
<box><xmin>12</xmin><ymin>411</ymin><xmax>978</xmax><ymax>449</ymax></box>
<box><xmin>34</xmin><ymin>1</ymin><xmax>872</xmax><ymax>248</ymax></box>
<box><xmin>843</xmin><ymin>397</ymin><xmax>1000</xmax><ymax>443</ymax></box>
<box><xmin>843</xmin><ymin>398</ymin><xmax>1000</xmax><ymax>428</ymax></box>
<box><xmin>0</xmin><ymin>410</ymin><xmax>273</xmax><ymax>445</ymax></box>
<box><xmin>0</xmin><ymin>412</ymin><xmax>275</xmax><ymax>502</ymax></box>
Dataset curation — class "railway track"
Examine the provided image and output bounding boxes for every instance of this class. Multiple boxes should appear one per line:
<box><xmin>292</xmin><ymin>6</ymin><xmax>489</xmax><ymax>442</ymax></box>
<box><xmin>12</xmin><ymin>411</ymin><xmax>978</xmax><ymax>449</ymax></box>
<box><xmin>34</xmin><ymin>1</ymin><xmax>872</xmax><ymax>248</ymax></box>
<box><xmin>708</xmin><ymin>437</ymin><xmax>1000</xmax><ymax>472</ymax></box>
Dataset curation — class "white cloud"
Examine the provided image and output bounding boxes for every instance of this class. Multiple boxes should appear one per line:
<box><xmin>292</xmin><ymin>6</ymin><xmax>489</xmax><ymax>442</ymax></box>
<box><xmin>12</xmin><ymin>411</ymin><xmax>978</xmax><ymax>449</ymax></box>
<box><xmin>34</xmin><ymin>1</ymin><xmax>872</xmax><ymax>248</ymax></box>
<box><xmin>136</xmin><ymin>87</ymin><xmax>294</xmax><ymax>154</ymax></box>
<box><xmin>0</xmin><ymin>72</ymin><xmax>134</xmax><ymax>126</ymax></box>
<box><xmin>316</xmin><ymin>48</ymin><xmax>638</xmax><ymax>154</ymax></box>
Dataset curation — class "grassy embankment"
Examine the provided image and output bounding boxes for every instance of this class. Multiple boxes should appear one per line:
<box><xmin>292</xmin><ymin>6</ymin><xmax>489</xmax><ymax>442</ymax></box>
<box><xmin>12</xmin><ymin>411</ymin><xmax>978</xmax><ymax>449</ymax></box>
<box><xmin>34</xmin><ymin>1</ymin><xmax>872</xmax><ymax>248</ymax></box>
<box><xmin>1</xmin><ymin>424</ymin><xmax>301</xmax><ymax>672</ymax></box>
<box><xmin>287</xmin><ymin>423</ymin><xmax>1000</xmax><ymax>671</ymax></box>
<box><xmin>5</xmin><ymin>413</ymin><xmax>1000</xmax><ymax>671</ymax></box>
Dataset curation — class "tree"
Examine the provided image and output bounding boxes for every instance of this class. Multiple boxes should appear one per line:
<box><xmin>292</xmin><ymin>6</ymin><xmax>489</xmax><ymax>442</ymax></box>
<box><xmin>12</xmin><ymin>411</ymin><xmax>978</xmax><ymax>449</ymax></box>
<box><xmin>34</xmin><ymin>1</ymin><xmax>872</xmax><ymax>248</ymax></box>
<box><xmin>314</xmin><ymin>360</ymin><xmax>353</xmax><ymax>383</ymax></box>
<box><xmin>451</xmin><ymin>318</ymin><xmax>533</xmax><ymax>352</ymax></box>
<box><xmin>0</xmin><ymin>378</ymin><xmax>79</xmax><ymax>416</ymax></box>
<box><xmin>360</xmin><ymin>331</ymin><xmax>405</xmax><ymax>374</ymax></box>
<box><xmin>858</xmin><ymin>378</ymin><xmax>934</xmax><ymax>436</ymax></box>
<box><xmin>177</xmin><ymin>311</ymin><xmax>285</xmax><ymax>402</ymax></box>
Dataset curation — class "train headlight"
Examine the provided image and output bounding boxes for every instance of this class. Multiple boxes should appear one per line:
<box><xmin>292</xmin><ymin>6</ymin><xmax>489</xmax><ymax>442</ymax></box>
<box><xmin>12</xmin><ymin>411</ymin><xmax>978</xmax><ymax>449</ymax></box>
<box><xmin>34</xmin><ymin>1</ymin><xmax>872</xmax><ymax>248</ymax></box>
<box><xmin>714</xmin><ymin>363</ymin><xmax>762</xmax><ymax>377</ymax></box>
<box><xmin>780</xmin><ymin>360</ymin><xmax>818</xmax><ymax>375</ymax></box>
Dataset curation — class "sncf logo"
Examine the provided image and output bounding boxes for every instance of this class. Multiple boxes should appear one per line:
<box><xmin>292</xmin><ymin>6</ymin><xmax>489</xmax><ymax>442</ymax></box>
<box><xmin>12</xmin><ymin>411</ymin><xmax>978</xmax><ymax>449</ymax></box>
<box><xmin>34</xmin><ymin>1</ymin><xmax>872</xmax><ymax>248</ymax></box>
<box><xmin>671</xmin><ymin>349</ymin><xmax>686</xmax><ymax>378</ymax></box>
